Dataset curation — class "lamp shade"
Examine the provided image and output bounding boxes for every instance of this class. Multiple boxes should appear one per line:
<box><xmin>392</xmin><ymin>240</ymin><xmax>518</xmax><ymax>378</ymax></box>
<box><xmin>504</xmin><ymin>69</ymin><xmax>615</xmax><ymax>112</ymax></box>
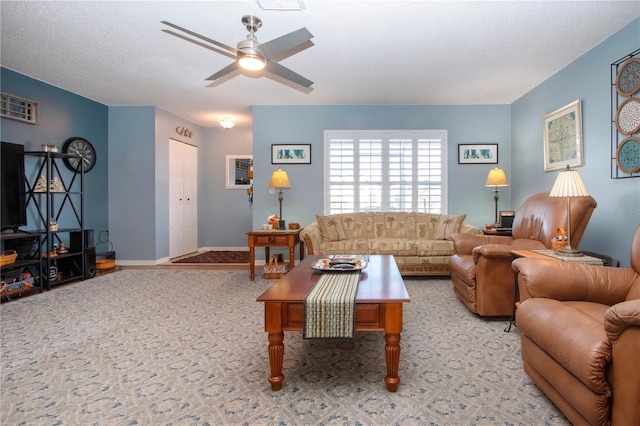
<box><xmin>485</xmin><ymin>168</ymin><xmax>509</xmax><ymax>187</ymax></box>
<box><xmin>269</xmin><ymin>168</ymin><xmax>290</xmax><ymax>189</ymax></box>
<box><xmin>549</xmin><ymin>166</ymin><xmax>589</xmax><ymax>197</ymax></box>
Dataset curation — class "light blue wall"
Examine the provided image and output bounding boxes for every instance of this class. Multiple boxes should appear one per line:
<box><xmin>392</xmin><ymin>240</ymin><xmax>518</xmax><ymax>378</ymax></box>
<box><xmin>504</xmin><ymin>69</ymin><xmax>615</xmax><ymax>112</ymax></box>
<box><xmin>0</xmin><ymin>67</ymin><xmax>109</xmax><ymax>236</ymax></box>
<box><xmin>199</xmin><ymin>126</ymin><xmax>253</xmax><ymax>248</ymax></box>
<box><xmin>512</xmin><ymin>18</ymin><xmax>640</xmax><ymax>267</ymax></box>
<box><xmin>108</xmin><ymin>106</ymin><xmax>156</xmax><ymax>261</ymax></box>
<box><xmin>252</xmin><ymin>105</ymin><xmax>512</xmax><ymax>234</ymax></box>
<box><xmin>109</xmin><ymin>106</ymin><xmax>204</xmax><ymax>262</ymax></box>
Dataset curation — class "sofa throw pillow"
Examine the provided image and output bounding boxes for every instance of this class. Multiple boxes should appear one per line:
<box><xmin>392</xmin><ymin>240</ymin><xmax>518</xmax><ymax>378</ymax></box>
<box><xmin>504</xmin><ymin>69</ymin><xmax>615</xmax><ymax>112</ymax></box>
<box><xmin>316</xmin><ymin>215</ymin><xmax>348</xmax><ymax>241</ymax></box>
<box><xmin>433</xmin><ymin>214</ymin><xmax>467</xmax><ymax>240</ymax></box>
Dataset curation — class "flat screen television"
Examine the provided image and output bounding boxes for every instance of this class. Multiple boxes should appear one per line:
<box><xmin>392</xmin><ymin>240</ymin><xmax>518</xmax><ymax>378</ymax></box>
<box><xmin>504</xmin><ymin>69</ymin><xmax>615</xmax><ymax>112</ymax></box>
<box><xmin>1</xmin><ymin>141</ymin><xmax>28</xmax><ymax>231</ymax></box>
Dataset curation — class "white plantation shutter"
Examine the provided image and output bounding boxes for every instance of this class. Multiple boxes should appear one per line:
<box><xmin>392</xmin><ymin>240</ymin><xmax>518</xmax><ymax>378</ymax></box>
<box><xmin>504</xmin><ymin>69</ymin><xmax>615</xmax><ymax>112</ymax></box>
<box><xmin>324</xmin><ymin>130</ymin><xmax>447</xmax><ymax>214</ymax></box>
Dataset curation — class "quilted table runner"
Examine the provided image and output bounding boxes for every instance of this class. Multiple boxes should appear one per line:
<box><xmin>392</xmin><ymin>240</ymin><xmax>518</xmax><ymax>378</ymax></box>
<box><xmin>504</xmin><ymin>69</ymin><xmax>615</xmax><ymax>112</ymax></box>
<box><xmin>303</xmin><ymin>272</ymin><xmax>360</xmax><ymax>339</ymax></box>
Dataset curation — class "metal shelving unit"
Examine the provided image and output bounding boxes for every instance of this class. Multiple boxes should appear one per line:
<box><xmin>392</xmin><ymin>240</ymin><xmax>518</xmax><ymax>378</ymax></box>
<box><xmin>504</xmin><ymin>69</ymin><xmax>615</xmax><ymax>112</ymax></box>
<box><xmin>24</xmin><ymin>151</ymin><xmax>86</xmax><ymax>290</ymax></box>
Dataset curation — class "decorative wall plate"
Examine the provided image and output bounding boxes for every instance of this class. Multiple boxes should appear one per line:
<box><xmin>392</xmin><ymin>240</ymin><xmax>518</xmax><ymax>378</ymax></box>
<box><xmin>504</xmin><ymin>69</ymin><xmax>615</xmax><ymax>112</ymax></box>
<box><xmin>615</xmin><ymin>97</ymin><xmax>640</xmax><ymax>135</ymax></box>
<box><xmin>616</xmin><ymin>58</ymin><xmax>640</xmax><ymax>97</ymax></box>
<box><xmin>616</xmin><ymin>136</ymin><xmax>640</xmax><ymax>173</ymax></box>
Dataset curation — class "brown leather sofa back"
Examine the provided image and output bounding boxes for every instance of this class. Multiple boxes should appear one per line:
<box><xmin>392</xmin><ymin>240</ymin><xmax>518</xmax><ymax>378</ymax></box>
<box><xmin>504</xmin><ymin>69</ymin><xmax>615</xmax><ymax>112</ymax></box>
<box><xmin>511</xmin><ymin>192</ymin><xmax>597</xmax><ymax>249</ymax></box>
<box><xmin>632</xmin><ymin>222</ymin><xmax>640</xmax><ymax>275</ymax></box>
<box><xmin>626</xmin><ymin>224</ymin><xmax>640</xmax><ymax>301</ymax></box>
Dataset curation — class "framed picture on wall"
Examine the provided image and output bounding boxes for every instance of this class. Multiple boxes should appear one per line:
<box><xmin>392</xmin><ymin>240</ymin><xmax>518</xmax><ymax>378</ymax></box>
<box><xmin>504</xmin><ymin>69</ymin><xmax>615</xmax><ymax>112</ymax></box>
<box><xmin>271</xmin><ymin>144</ymin><xmax>311</xmax><ymax>164</ymax></box>
<box><xmin>543</xmin><ymin>99</ymin><xmax>583</xmax><ymax>171</ymax></box>
<box><xmin>458</xmin><ymin>144</ymin><xmax>498</xmax><ymax>164</ymax></box>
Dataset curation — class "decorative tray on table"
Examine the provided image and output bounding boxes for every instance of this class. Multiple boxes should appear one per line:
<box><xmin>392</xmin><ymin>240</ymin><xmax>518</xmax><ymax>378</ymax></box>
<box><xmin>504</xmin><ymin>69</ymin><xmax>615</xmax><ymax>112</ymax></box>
<box><xmin>311</xmin><ymin>255</ymin><xmax>369</xmax><ymax>272</ymax></box>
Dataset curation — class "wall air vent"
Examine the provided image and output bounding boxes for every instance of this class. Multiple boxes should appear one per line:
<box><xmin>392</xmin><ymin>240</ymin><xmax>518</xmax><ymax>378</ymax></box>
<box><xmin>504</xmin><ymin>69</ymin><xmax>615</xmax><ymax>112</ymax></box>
<box><xmin>1</xmin><ymin>92</ymin><xmax>38</xmax><ymax>124</ymax></box>
<box><xmin>256</xmin><ymin>0</ymin><xmax>304</xmax><ymax>11</ymax></box>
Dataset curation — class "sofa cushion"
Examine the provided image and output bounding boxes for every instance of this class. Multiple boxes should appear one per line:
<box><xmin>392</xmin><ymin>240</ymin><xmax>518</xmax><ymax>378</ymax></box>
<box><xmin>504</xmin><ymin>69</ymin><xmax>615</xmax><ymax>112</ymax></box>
<box><xmin>368</xmin><ymin>238</ymin><xmax>417</xmax><ymax>256</ymax></box>
<box><xmin>415</xmin><ymin>239</ymin><xmax>454</xmax><ymax>256</ymax></box>
<box><xmin>433</xmin><ymin>214</ymin><xmax>467</xmax><ymax>240</ymax></box>
<box><xmin>380</xmin><ymin>212</ymin><xmax>410</xmax><ymax>238</ymax></box>
<box><xmin>339</xmin><ymin>213</ymin><xmax>365</xmax><ymax>239</ymax></box>
<box><xmin>415</xmin><ymin>213</ymin><xmax>439</xmax><ymax>239</ymax></box>
<box><xmin>369</xmin><ymin>213</ymin><xmax>387</xmax><ymax>238</ymax></box>
<box><xmin>319</xmin><ymin>239</ymin><xmax>368</xmax><ymax>254</ymax></box>
<box><xmin>316</xmin><ymin>214</ymin><xmax>347</xmax><ymax>241</ymax></box>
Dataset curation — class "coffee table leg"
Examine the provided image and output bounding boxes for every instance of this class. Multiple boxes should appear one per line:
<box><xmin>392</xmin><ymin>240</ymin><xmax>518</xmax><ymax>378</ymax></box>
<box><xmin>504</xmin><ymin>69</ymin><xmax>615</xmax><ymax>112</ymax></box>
<box><xmin>264</xmin><ymin>302</ymin><xmax>285</xmax><ymax>390</ymax></box>
<box><xmin>384</xmin><ymin>303</ymin><xmax>403</xmax><ymax>392</ymax></box>
<box><xmin>267</xmin><ymin>331</ymin><xmax>285</xmax><ymax>390</ymax></box>
<box><xmin>385</xmin><ymin>333</ymin><xmax>401</xmax><ymax>392</ymax></box>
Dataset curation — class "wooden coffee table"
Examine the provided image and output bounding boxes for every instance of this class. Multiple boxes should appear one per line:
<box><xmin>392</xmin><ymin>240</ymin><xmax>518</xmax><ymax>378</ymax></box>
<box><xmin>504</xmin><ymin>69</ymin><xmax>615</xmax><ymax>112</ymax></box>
<box><xmin>256</xmin><ymin>254</ymin><xmax>410</xmax><ymax>392</ymax></box>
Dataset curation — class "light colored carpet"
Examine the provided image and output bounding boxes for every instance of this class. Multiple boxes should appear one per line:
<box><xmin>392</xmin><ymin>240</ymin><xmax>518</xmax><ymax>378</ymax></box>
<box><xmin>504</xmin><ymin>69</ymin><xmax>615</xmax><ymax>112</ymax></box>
<box><xmin>0</xmin><ymin>269</ymin><xmax>569</xmax><ymax>425</ymax></box>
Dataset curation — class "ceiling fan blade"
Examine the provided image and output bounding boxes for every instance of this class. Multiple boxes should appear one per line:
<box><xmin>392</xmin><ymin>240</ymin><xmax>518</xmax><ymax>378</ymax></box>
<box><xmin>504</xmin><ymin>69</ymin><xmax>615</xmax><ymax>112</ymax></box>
<box><xmin>259</xmin><ymin>27</ymin><xmax>313</xmax><ymax>60</ymax></box>
<box><xmin>161</xmin><ymin>29</ymin><xmax>236</xmax><ymax>60</ymax></box>
<box><xmin>161</xmin><ymin>21</ymin><xmax>237</xmax><ymax>55</ymax></box>
<box><xmin>206</xmin><ymin>62</ymin><xmax>241</xmax><ymax>82</ymax></box>
<box><xmin>266</xmin><ymin>60</ymin><xmax>313</xmax><ymax>88</ymax></box>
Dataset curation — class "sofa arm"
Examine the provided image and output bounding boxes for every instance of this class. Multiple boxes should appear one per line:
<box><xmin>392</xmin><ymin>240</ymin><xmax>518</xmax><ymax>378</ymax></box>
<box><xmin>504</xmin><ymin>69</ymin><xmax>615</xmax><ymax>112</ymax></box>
<box><xmin>300</xmin><ymin>222</ymin><xmax>322</xmax><ymax>255</ymax></box>
<box><xmin>451</xmin><ymin>233</ymin><xmax>512</xmax><ymax>255</ymax></box>
<box><xmin>605</xmin><ymin>299</ymin><xmax>640</xmax><ymax>343</ymax></box>
<box><xmin>604</xmin><ymin>299</ymin><xmax>640</xmax><ymax>426</ymax></box>
<box><xmin>513</xmin><ymin>258</ymin><xmax>637</xmax><ymax>304</ymax></box>
<box><xmin>473</xmin><ymin>243</ymin><xmax>516</xmax><ymax>261</ymax></box>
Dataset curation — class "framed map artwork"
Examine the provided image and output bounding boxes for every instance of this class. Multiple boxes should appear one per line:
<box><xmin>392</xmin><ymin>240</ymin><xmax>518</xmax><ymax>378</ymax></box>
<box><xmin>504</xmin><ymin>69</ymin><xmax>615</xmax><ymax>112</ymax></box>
<box><xmin>542</xmin><ymin>99</ymin><xmax>583</xmax><ymax>172</ymax></box>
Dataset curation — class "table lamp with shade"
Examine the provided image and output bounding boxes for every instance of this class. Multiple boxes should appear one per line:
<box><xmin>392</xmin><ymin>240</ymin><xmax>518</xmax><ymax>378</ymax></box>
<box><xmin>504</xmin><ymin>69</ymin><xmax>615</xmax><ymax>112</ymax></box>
<box><xmin>549</xmin><ymin>165</ymin><xmax>589</xmax><ymax>256</ymax></box>
<box><xmin>485</xmin><ymin>167</ymin><xmax>509</xmax><ymax>228</ymax></box>
<box><xmin>269</xmin><ymin>167</ymin><xmax>290</xmax><ymax>230</ymax></box>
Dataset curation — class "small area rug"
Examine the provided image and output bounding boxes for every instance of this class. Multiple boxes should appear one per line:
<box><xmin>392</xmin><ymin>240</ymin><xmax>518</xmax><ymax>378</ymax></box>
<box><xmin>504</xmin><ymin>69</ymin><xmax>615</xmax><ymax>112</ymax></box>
<box><xmin>172</xmin><ymin>250</ymin><xmax>249</xmax><ymax>264</ymax></box>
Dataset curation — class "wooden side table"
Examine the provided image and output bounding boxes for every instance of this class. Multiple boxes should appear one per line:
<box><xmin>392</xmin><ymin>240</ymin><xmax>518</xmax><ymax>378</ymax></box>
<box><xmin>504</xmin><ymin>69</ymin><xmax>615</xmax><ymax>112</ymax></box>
<box><xmin>248</xmin><ymin>229</ymin><xmax>304</xmax><ymax>281</ymax></box>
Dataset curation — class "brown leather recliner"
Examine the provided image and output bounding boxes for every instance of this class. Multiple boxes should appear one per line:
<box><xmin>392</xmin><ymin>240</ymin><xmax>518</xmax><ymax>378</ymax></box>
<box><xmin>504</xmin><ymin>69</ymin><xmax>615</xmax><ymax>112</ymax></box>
<box><xmin>513</xmin><ymin>224</ymin><xmax>640</xmax><ymax>426</ymax></box>
<box><xmin>450</xmin><ymin>192</ymin><xmax>597</xmax><ymax>316</ymax></box>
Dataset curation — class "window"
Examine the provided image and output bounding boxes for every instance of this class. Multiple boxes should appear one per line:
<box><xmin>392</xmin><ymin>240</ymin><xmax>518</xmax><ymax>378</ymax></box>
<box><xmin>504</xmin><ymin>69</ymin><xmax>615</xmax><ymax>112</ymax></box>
<box><xmin>1</xmin><ymin>92</ymin><xmax>38</xmax><ymax>124</ymax></box>
<box><xmin>324</xmin><ymin>130</ymin><xmax>448</xmax><ymax>214</ymax></box>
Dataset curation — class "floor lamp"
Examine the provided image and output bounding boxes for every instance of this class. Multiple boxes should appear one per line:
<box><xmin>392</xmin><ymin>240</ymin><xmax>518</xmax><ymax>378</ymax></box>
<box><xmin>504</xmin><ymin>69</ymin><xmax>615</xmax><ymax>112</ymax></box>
<box><xmin>549</xmin><ymin>165</ymin><xmax>589</xmax><ymax>256</ymax></box>
<box><xmin>485</xmin><ymin>168</ymin><xmax>509</xmax><ymax>228</ymax></box>
<box><xmin>269</xmin><ymin>167</ymin><xmax>290</xmax><ymax>230</ymax></box>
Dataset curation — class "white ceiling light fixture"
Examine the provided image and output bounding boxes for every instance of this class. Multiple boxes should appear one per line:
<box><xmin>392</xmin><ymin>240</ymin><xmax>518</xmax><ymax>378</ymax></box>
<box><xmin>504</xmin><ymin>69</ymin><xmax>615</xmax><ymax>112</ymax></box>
<box><xmin>219</xmin><ymin>116</ymin><xmax>237</xmax><ymax>129</ymax></box>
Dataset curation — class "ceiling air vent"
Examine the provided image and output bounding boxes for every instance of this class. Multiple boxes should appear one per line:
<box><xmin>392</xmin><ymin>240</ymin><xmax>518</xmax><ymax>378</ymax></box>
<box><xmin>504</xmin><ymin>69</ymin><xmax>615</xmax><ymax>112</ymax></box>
<box><xmin>1</xmin><ymin>92</ymin><xmax>38</xmax><ymax>124</ymax></box>
<box><xmin>256</xmin><ymin>0</ymin><xmax>304</xmax><ymax>11</ymax></box>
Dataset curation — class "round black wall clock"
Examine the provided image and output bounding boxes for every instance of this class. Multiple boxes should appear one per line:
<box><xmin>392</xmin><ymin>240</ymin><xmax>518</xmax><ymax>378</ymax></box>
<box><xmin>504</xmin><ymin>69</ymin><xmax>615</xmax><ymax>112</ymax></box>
<box><xmin>62</xmin><ymin>137</ymin><xmax>97</xmax><ymax>172</ymax></box>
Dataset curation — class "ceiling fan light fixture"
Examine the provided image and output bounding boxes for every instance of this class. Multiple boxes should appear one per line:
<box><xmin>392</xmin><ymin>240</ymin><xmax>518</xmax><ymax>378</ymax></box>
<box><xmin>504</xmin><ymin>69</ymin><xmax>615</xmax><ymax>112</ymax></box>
<box><xmin>237</xmin><ymin>38</ymin><xmax>266</xmax><ymax>71</ymax></box>
<box><xmin>238</xmin><ymin>52</ymin><xmax>266</xmax><ymax>71</ymax></box>
<box><xmin>219</xmin><ymin>116</ymin><xmax>237</xmax><ymax>129</ymax></box>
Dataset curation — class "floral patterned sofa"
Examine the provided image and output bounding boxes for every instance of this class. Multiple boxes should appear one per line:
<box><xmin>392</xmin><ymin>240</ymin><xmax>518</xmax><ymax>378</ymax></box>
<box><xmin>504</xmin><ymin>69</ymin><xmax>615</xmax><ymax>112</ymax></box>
<box><xmin>300</xmin><ymin>212</ymin><xmax>483</xmax><ymax>276</ymax></box>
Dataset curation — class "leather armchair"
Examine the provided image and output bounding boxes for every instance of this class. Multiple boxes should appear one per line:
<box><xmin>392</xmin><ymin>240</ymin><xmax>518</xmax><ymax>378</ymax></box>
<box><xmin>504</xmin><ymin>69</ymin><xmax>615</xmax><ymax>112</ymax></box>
<box><xmin>450</xmin><ymin>192</ymin><xmax>597</xmax><ymax>316</ymax></box>
<box><xmin>513</xmin><ymin>224</ymin><xmax>640</xmax><ymax>426</ymax></box>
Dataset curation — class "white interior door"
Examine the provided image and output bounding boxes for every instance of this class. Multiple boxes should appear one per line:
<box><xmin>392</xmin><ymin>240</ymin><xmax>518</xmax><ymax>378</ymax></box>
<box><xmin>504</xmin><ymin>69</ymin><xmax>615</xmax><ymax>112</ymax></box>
<box><xmin>169</xmin><ymin>139</ymin><xmax>197</xmax><ymax>258</ymax></box>
<box><xmin>182</xmin><ymin>143</ymin><xmax>198</xmax><ymax>254</ymax></box>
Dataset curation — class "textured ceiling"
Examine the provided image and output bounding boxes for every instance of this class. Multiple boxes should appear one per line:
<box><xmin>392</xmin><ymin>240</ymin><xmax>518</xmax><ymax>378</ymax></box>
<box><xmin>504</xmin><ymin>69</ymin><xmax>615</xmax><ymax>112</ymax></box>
<box><xmin>1</xmin><ymin>1</ymin><xmax>639</xmax><ymax>127</ymax></box>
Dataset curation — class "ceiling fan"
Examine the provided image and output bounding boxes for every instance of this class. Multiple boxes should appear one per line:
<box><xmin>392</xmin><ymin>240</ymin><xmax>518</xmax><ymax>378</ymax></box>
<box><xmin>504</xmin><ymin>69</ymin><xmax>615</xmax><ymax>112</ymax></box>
<box><xmin>161</xmin><ymin>15</ymin><xmax>314</xmax><ymax>88</ymax></box>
